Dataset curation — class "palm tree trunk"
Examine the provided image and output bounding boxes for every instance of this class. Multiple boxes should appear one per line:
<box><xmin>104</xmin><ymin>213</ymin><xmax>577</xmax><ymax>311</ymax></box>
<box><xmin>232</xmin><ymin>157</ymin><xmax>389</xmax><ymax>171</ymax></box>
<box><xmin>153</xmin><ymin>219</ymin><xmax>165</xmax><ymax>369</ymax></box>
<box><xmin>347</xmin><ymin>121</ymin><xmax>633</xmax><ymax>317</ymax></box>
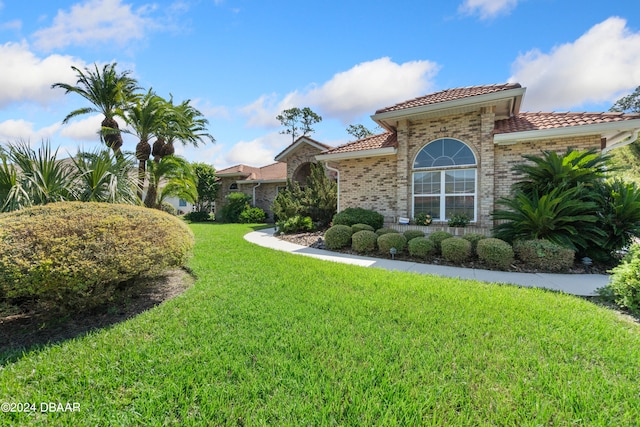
<box><xmin>102</xmin><ymin>117</ymin><xmax>124</xmax><ymax>160</ymax></box>
<box><xmin>135</xmin><ymin>139</ymin><xmax>151</xmax><ymax>200</ymax></box>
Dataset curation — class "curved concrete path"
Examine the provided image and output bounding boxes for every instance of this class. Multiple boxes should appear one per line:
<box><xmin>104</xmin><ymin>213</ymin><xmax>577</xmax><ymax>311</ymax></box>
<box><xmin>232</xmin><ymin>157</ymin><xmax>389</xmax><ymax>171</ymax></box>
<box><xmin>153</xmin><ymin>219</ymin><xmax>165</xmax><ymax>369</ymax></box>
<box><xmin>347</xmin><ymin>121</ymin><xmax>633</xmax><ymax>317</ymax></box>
<box><xmin>245</xmin><ymin>228</ymin><xmax>610</xmax><ymax>296</ymax></box>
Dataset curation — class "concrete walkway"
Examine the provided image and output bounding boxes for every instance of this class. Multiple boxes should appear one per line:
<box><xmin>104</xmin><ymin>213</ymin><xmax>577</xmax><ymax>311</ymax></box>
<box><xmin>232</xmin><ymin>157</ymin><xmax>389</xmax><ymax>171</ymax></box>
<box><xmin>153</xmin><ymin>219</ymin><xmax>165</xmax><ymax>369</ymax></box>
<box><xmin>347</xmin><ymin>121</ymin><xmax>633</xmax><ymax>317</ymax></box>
<box><xmin>244</xmin><ymin>228</ymin><xmax>610</xmax><ymax>296</ymax></box>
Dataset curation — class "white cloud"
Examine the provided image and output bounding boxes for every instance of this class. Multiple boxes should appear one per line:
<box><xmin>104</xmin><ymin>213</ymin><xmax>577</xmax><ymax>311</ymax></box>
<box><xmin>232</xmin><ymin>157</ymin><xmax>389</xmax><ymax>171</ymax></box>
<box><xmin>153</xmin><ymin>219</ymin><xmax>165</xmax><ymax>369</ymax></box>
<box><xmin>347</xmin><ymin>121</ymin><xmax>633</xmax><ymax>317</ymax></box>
<box><xmin>243</xmin><ymin>57</ymin><xmax>440</xmax><ymax>127</ymax></box>
<box><xmin>509</xmin><ymin>17</ymin><xmax>640</xmax><ymax>111</ymax></box>
<box><xmin>32</xmin><ymin>0</ymin><xmax>155</xmax><ymax>51</ymax></box>
<box><xmin>0</xmin><ymin>119</ymin><xmax>60</xmax><ymax>143</ymax></box>
<box><xmin>0</xmin><ymin>41</ymin><xmax>83</xmax><ymax>108</ymax></box>
<box><xmin>58</xmin><ymin>114</ymin><xmax>103</xmax><ymax>141</ymax></box>
<box><xmin>224</xmin><ymin>132</ymin><xmax>289</xmax><ymax>167</ymax></box>
<box><xmin>0</xmin><ymin>19</ymin><xmax>21</xmax><ymax>31</ymax></box>
<box><xmin>458</xmin><ymin>0</ymin><xmax>519</xmax><ymax>20</ymax></box>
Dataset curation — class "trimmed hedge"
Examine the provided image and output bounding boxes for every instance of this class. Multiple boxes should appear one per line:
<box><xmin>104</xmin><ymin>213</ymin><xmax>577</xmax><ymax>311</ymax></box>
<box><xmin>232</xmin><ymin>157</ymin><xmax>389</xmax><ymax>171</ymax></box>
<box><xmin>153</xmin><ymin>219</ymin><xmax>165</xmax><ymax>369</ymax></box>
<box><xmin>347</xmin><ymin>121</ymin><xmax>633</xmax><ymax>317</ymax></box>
<box><xmin>514</xmin><ymin>239</ymin><xmax>575</xmax><ymax>272</ymax></box>
<box><xmin>377</xmin><ymin>233</ymin><xmax>407</xmax><ymax>255</ymax></box>
<box><xmin>408</xmin><ymin>237</ymin><xmax>435</xmax><ymax>259</ymax></box>
<box><xmin>477</xmin><ymin>238</ymin><xmax>514</xmax><ymax>270</ymax></box>
<box><xmin>376</xmin><ymin>227</ymin><xmax>400</xmax><ymax>236</ymax></box>
<box><xmin>332</xmin><ymin>208</ymin><xmax>384</xmax><ymax>231</ymax></box>
<box><xmin>428</xmin><ymin>231</ymin><xmax>453</xmax><ymax>254</ymax></box>
<box><xmin>0</xmin><ymin>202</ymin><xmax>194</xmax><ymax>311</ymax></box>
<box><xmin>441</xmin><ymin>237</ymin><xmax>472</xmax><ymax>264</ymax></box>
<box><xmin>324</xmin><ymin>225</ymin><xmax>353</xmax><ymax>250</ymax></box>
<box><xmin>352</xmin><ymin>230</ymin><xmax>378</xmax><ymax>253</ymax></box>
<box><xmin>462</xmin><ymin>233</ymin><xmax>487</xmax><ymax>257</ymax></box>
<box><xmin>352</xmin><ymin>223</ymin><xmax>375</xmax><ymax>233</ymax></box>
<box><xmin>403</xmin><ymin>230</ymin><xmax>426</xmax><ymax>242</ymax></box>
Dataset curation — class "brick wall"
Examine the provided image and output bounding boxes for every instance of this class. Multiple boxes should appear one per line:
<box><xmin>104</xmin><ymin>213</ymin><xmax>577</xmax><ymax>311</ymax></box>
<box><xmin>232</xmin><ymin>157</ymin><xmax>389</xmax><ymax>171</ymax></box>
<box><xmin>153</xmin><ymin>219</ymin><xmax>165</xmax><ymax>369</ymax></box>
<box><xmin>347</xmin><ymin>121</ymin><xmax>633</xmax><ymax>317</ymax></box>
<box><xmin>494</xmin><ymin>134</ymin><xmax>601</xmax><ymax>201</ymax></box>
<box><xmin>285</xmin><ymin>144</ymin><xmax>324</xmax><ymax>179</ymax></box>
<box><xmin>214</xmin><ymin>177</ymin><xmax>282</xmax><ymax>221</ymax></box>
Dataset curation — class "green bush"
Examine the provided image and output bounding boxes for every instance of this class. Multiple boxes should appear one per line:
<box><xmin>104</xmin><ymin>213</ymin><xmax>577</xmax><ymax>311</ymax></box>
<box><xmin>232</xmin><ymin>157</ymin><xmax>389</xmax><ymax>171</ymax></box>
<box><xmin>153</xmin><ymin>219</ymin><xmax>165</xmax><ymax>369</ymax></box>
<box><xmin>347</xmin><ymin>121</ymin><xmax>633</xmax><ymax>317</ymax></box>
<box><xmin>408</xmin><ymin>237</ymin><xmax>435</xmax><ymax>259</ymax></box>
<box><xmin>428</xmin><ymin>231</ymin><xmax>453</xmax><ymax>254</ymax></box>
<box><xmin>332</xmin><ymin>207</ymin><xmax>384</xmax><ymax>231</ymax></box>
<box><xmin>403</xmin><ymin>229</ymin><xmax>425</xmax><ymax>241</ymax></box>
<box><xmin>606</xmin><ymin>244</ymin><xmax>640</xmax><ymax>314</ymax></box>
<box><xmin>184</xmin><ymin>211</ymin><xmax>212</xmax><ymax>222</ymax></box>
<box><xmin>477</xmin><ymin>238</ymin><xmax>514</xmax><ymax>270</ymax></box>
<box><xmin>352</xmin><ymin>223</ymin><xmax>375</xmax><ymax>233</ymax></box>
<box><xmin>514</xmin><ymin>239</ymin><xmax>575</xmax><ymax>272</ymax></box>
<box><xmin>324</xmin><ymin>225</ymin><xmax>353</xmax><ymax>250</ymax></box>
<box><xmin>351</xmin><ymin>230</ymin><xmax>378</xmax><ymax>253</ymax></box>
<box><xmin>0</xmin><ymin>202</ymin><xmax>194</xmax><ymax>312</ymax></box>
<box><xmin>441</xmin><ymin>237</ymin><xmax>472</xmax><ymax>264</ymax></box>
<box><xmin>239</xmin><ymin>206</ymin><xmax>267</xmax><ymax>223</ymax></box>
<box><xmin>462</xmin><ymin>233</ymin><xmax>487</xmax><ymax>256</ymax></box>
<box><xmin>376</xmin><ymin>227</ymin><xmax>399</xmax><ymax>236</ymax></box>
<box><xmin>220</xmin><ymin>192</ymin><xmax>252</xmax><ymax>223</ymax></box>
<box><xmin>377</xmin><ymin>233</ymin><xmax>407</xmax><ymax>255</ymax></box>
<box><xmin>448</xmin><ymin>214</ymin><xmax>470</xmax><ymax>228</ymax></box>
<box><xmin>277</xmin><ymin>215</ymin><xmax>313</xmax><ymax>234</ymax></box>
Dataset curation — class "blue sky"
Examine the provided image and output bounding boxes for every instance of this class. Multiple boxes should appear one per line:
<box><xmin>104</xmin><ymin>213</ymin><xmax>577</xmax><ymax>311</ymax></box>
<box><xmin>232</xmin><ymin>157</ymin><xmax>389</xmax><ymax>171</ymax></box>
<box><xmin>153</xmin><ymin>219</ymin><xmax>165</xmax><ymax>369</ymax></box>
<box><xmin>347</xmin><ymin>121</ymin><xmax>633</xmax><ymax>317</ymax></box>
<box><xmin>1</xmin><ymin>0</ymin><xmax>639</xmax><ymax>170</ymax></box>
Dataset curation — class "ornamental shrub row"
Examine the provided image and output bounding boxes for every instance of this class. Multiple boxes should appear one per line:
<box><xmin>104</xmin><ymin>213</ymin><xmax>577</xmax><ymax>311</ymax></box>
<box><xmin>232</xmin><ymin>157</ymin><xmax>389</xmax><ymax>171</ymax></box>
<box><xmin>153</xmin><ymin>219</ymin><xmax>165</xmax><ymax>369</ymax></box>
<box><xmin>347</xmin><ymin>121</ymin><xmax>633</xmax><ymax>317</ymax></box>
<box><xmin>0</xmin><ymin>202</ymin><xmax>194</xmax><ymax>312</ymax></box>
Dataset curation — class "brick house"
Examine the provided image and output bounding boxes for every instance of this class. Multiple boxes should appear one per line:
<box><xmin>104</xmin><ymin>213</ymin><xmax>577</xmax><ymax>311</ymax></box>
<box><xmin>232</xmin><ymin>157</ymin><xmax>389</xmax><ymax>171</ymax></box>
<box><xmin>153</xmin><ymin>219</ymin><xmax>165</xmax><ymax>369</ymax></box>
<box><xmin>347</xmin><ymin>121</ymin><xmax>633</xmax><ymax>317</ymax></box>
<box><xmin>219</xmin><ymin>83</ymin><xmax>640</xmax><ymax>230</ymax></box>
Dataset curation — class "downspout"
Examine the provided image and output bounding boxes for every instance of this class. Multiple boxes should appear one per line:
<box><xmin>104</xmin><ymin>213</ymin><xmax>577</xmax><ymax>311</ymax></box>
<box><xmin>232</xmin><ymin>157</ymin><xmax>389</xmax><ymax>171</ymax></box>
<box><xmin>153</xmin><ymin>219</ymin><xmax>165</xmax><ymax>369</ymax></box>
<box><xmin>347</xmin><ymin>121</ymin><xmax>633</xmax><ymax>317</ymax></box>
<box><xmin>252</xmin><ymin>181</ymin><xmax>262</xmax><ymax>206</ymax></box>
<box><xmin>324</xmin><ymin>162</ymin><xmax>340</xmax><ymax>213</ymax></box>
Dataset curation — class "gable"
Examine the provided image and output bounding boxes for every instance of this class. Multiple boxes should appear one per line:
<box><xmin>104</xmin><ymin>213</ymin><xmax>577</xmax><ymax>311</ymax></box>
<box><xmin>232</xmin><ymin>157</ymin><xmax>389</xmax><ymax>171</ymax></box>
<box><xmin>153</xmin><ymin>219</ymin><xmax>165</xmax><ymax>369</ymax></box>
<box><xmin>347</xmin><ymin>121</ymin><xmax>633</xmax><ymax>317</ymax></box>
<box><xmin>274</xmin><ymin>136</ymin><xmax>333</xmax><ymax>162</ymax></box>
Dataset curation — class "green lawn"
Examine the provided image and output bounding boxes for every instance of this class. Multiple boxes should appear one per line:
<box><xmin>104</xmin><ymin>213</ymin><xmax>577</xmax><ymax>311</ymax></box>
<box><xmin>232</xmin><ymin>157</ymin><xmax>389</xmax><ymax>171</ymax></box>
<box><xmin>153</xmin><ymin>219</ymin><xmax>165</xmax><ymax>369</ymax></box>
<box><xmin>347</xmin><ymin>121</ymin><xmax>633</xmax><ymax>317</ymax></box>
<box><xmin>2</xmin><ymin>223</ymin><xmax>640</xmax><ymax>426</ymax></box>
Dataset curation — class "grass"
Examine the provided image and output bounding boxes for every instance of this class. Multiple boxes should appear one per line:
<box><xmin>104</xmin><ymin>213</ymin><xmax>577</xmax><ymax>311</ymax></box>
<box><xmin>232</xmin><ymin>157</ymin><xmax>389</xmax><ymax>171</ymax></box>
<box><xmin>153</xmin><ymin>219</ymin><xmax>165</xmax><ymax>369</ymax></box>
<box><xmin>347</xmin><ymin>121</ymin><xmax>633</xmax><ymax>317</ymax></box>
<box><xmin>1</xmin><ymin>223</ymin><xmax>640</xmax><ymax>426</ymax></box>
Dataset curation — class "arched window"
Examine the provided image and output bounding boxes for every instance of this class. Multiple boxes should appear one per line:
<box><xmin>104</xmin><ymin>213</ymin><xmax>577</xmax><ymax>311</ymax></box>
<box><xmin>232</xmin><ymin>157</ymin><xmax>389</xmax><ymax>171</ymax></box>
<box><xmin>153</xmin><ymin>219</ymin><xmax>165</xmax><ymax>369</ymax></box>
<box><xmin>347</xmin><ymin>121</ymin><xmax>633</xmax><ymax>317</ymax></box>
<box><xmin>229</xmin><ymin>183</ymin><xmax>238</xmax><ymax>191</ymax></box>
<box><xmin>412</xmin><ymin>138</ymin><xmax>477</xmax><ymax>222</ymax></box>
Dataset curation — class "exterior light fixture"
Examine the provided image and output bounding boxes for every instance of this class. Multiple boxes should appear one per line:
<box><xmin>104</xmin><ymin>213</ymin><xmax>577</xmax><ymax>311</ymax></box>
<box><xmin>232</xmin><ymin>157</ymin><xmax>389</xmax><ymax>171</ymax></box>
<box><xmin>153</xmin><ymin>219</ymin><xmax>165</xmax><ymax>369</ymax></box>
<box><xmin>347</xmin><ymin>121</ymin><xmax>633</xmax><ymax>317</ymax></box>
<box><xmin>390</xmin><ymin>247</ymin><xmax>397</xmax><ymax>260</ymax></box>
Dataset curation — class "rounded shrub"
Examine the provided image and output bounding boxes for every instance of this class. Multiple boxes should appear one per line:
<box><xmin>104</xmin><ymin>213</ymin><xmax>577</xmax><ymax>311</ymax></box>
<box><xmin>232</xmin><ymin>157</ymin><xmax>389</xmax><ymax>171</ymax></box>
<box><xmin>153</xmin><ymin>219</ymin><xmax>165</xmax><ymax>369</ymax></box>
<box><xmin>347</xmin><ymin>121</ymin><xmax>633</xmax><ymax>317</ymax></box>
<box><xmin>0</xmin><ymin>202</ymin><xmax>194</xmax><ymax>311</ymax></box>
<box><xmin>352</xmin><ymin>223</ymin><xmax>375</xmax><ymax>233</ymax></box>
<box><xmin>239</xmin><ymin>206</ymin><xmax>267</xmax><ymax>223</ymax></box>
<box><xmin>428</xmin><ymin>231</ymin><xmax>453</xmax><ymax>254</ymax></box>
<box><xmin>477</xmin><ymin>238</ymin><xmax>514</xmax><ymax>270</ymax></box>
<box><xmin>408</xmin><ymin>237</ymin><xmax>435</xmax><ymax>259</ymax></box>
<box><xmin>377</xmin><ymin>233</ymin><xmax>407</xmax><ymax>255</ymax></box>
<box><xmin>514</xmin><ymin>239</ymin><xmax>575</xmax><ymax>272</ymax></box>
<box><xmin>403</xmin><ymin>229</ymin><xmax>425</xmax><ymax>242</ymax></box>
<box><xmin>462</xmin><ymin>233</ymin><xmax>487</xmax><ymax>256</ymax></box>
<box><xmin>376</xmin><ymin>227</ymin><xmax>400</xmax><ymax>236</ymax></box>
<box><xmin>351</xmin><ymin>230</ymin><xmax>378</xmax><ymax>253</ymax></box>
<box><xmin>607</xmin><ymin>244</ymin><xmax>640</xmax><ymax>314</ymax></box>
<box><xmin>324</xmin><ymin>224</ymin><xmax>353</xmax><ymax>250</ymax></box>
<box><xmin>184</xmin><ymin>211</ymin><xmax>212</xmax><ymax>222</ymax></box>
<box><xmin>277</xmin><ymin>215</ymin><xmax>313</xmax><ymax>234</ymax></box>
<box><xmin>332</xmin><ymin>207</ymin><xmax>384</xmax><ymax>231</ymax></box>
<box><xmin>441</xmin><ymin>237</ymin><xmax>472</xmax><ymax>264</ymax></box>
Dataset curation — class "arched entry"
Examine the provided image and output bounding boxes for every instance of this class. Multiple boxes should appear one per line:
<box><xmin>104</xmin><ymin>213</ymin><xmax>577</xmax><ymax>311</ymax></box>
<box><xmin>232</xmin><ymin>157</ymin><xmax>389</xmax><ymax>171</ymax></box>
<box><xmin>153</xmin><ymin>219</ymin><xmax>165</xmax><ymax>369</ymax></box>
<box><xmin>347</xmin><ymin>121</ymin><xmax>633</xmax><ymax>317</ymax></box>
<box><xmin>292</xmin><ymin>162</ymin><xmax>312</xmax><ymax>185</ymax></box>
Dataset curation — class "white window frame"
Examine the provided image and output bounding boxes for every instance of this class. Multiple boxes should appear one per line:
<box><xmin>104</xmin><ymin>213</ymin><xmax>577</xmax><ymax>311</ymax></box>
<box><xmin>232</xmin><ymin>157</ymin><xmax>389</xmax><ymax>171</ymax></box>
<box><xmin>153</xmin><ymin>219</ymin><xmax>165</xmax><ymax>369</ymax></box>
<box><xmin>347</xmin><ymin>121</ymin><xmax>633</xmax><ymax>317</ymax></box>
<box><xmin>411</xmin><ymin>138</ymin><xmax>477</xmax><ymax>222</ymax></box>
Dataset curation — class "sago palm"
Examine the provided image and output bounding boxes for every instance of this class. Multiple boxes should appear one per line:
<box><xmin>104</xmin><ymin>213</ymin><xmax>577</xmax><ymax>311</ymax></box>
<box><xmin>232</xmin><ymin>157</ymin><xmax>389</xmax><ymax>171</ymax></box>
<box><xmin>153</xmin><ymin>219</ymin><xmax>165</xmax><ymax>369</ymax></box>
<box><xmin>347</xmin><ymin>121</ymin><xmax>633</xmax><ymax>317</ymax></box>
<box><xmin>52</xmin><ymin>63</ymin><xmax>140</xmax><ymax>157</ymax></box>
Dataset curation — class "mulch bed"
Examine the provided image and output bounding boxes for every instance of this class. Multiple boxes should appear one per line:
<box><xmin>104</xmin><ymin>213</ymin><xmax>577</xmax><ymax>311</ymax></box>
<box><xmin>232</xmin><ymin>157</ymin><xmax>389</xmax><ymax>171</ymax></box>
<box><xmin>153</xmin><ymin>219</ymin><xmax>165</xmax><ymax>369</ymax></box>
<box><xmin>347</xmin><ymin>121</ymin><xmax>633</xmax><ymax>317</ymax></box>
<box><xmin>0</xmin><ymin>269</ymin><xmax>194</xmax><ymax>361</ymax></box>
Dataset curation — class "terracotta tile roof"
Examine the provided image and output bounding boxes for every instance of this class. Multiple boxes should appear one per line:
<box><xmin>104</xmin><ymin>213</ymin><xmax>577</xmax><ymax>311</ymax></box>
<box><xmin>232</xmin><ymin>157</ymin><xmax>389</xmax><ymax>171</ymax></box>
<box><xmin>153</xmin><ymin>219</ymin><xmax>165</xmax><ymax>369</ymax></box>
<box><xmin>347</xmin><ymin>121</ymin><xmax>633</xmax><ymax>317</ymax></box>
<box><xmin>494</xmin><ymin>112</ymin><xmax>640</xmax><ymax>134</ymax></box>
<box><xmin>216</xmin><ymin>162</ymin><xmax>286</xmax><ymax>181</ymax></box>
<box><xmin>321</xmin><ymin>132</ymin><xmax>397</xmax><ymax>155</ymax></box>
<box><xmin>375</xmin><ymin>83</ymin><xmax>522</xmax><ymax>114</ymax></box>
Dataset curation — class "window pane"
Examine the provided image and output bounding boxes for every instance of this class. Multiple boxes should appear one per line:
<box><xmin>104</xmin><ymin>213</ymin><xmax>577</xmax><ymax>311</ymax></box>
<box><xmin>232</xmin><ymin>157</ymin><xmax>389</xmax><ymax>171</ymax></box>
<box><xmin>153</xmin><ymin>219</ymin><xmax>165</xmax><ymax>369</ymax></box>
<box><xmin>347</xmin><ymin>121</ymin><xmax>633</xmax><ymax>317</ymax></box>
<box><xmin>414</xmin><ymin>138</ymin><xmax>476</xmax><ymax>169</ymax></box>
<box><xmin>414</xmin><ymin>171</ymin><xmax>440</xmax><ymax>194</ymax></box>
<box><xmin>445</xmin><ymin>169</ymin><xmax>475</xmax><ymax>194</ymax></box>
<box><xmin>414</xmin><ymin>196</ymin><xmax>440</xmax><ymax>219</ymax></box>
<box><xmin>445</xmin><ymin>196</ymin><xmax>474</xmax><ymax>220</ymax></box>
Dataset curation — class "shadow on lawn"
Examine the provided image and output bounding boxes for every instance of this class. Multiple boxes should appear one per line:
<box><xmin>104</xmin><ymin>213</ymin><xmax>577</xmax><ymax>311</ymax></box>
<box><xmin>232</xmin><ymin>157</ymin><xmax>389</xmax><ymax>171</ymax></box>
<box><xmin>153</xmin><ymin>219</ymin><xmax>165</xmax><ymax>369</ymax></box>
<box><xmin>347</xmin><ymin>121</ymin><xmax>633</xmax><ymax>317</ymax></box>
<box><xmin>0</xmin><ymin>269</ymin><xmax>194</xmax><ymax>365</ymax></box>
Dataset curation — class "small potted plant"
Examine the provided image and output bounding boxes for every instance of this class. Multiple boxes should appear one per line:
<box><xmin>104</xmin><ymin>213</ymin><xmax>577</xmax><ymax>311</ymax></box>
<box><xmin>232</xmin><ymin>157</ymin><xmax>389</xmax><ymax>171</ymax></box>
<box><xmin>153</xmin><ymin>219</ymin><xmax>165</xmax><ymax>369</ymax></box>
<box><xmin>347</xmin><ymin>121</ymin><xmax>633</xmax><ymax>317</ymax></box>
<box><xmin>414</xmin><ymin>212</ymin><xmax>432</xmax><ymax>226</ymax></box>
<box><xmin>447</xmin><ymin>214</ymin><xmax>470</xmax><ymax>228</ymax></box>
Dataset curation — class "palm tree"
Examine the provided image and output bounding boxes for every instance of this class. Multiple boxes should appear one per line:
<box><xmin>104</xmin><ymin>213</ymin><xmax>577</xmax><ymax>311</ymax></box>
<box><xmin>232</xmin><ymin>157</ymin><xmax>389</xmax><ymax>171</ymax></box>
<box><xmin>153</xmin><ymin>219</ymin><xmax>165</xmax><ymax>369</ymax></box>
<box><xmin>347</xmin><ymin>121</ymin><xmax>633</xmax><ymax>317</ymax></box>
<box><xmin>119</xmin><ymin>89</ymin><xmax>166</xmax><ymax>198</ymax></box>
<box><xmin>153</xmin><ymin>98</ymin><xmax>215</xmax><ymax>162</ymax></box>
<box><xmin>144</xmin><ymin>155</ymin><xmax>198</xmax><ymax>209</ymax></box>
<box><xmin>52</xmin><ymin>63</ymin><xmax>140</xmax><ymax>158</ymax></box>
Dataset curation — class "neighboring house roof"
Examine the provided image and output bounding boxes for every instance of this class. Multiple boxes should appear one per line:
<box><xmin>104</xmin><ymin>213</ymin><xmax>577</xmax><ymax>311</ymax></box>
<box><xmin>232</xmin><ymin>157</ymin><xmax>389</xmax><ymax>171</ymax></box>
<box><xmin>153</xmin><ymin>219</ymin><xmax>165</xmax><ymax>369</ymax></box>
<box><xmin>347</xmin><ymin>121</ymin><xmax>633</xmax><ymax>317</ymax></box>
<box><xmin>375</xmin><ymin>83</ymin><xmax>523</xmax><ymax>114</ymax></box>
<box><xmin>216</xmin><ymin>162</ymin><xmax>287</xmax><ymax>182</ymax></box>
<box><xmin>274</xmin><ymin>136</ymin><xmax>333</xmax><ymax>162</ymax></box>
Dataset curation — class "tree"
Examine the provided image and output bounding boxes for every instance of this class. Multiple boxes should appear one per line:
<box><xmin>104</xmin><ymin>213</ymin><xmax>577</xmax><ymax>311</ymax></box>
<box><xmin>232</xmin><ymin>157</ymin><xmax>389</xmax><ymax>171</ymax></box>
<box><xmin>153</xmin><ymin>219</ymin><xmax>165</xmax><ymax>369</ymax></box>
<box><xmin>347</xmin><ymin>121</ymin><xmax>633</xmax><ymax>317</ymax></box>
<box><xmin>276</xmin><ymin>107</ymin><xmax>322</xmax><ymax>142</ymax></box>
<box><xmin>144</xmin><ymin>156</ymin><xmax>198</xmax><ymax>209</ymax></box>
<box><xmin>610</xmin><ymin>86</ymin><xmax>640</xmax><ymax>113</ymax></box>
<box><xmin>52</xmin><ymin>63</ymin><xmax>140</xmax><ymax>158</ymax></box>
<box><xmin>192</xmin><ymin>162</ymin><xmax>217</xmax><ymax>212</ymax></box>
<box><xmin>346</xmin><ymin>124</ymin><xmax>374</xmax><ymax>140</ymax></box>
<box><xmin>119</xmin><ymin>89</ymin><xmax>166</xmax><ymax>198</ymax></box>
